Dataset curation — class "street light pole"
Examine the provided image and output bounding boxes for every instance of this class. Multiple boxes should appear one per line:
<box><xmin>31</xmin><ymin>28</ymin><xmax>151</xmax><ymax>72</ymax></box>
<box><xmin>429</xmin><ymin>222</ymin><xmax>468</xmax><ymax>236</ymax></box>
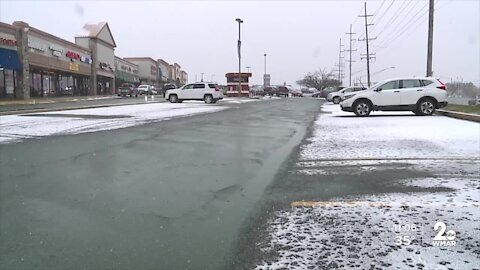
<box><xmin>263</xmin><ymin>53</ymin><xmax>267</xmax><ymax>87</ymax></box>
<box><xmin>246</xmin><ymin>66</ymin><xmax>251</xmax><ymax>73</ymax></box>
<box><xmin>236</xmin><ymin>18</ymin><xmax>243</xmax><ymax>97</ymax></box>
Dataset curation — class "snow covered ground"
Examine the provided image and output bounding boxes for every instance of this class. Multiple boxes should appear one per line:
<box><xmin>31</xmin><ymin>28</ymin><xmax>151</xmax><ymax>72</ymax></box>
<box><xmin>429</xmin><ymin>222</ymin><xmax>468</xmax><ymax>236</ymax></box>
<box><xmin>0</xmin><ymin>102</ymin><xmax>227</xmax><ymax>144</ymax></box>
<box><xmin>255</xmin><ymin>104</ymin><xmax>480</xmax><ymax>269</ymax></box>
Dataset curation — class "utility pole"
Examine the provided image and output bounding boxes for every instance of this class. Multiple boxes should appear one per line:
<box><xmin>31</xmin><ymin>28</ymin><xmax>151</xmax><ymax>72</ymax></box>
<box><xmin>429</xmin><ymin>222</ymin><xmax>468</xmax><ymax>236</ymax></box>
<box><xmin>426</xmin><ymin>0</ymin><xmax>434</xmax><ymax>77</ymax></box>
<box><xmin>236</xmin><ymin>18</ymin><xmax>244</xmax><ymax>97</ymax></box>
<box><xmin>345</xmin><ymin>24</ymin><xmax>357</xmax><ymax>87</ymax></box>
<box><xmin>359</xmin><ymin>2</ymin><xmax>376</xmax><ymax>87</ymax></box>
<box><xmin>337</xmin><ymin>38</ymin><xmax>344</xmax><ymax>84</ymax></box>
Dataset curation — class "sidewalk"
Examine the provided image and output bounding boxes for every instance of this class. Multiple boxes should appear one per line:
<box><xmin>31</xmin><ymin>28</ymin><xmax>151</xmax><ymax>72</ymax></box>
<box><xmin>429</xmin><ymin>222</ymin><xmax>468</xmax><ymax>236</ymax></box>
<box><xmin>0</xmin><ymin>95</ymin><xmax>119</xmax><ymax>106</ymax></box>
<box><xmin>0</xmin><ymin>95</ymin><xmax>165</xmax><ymax>115</ymax></box>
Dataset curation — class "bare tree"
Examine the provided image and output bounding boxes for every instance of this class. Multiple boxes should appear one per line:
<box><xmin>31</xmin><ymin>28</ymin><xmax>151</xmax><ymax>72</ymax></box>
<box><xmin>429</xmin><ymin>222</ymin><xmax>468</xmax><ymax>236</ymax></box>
<box><xmin>297</xmin><ymin>68</ymin><xmax>342</xmax><ymax>91</ymax></box>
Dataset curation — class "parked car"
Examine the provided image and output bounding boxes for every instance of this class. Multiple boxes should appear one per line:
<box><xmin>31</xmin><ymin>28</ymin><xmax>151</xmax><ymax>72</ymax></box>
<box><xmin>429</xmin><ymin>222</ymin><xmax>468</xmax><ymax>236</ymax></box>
<box><xmin>327</xmin><ymin>86</ymin><xmax>366</xmax><ymax>104</ymax></box>
<box><xmin>276</xmin><ymin>86</ymin><xmax>289</xmax><ymax>97</ymax></box>
<box><xmin>340</xmin><ymin>77</ymin><xmax>448</xmax><ymax>116</ymax></box>
<box><xmin>264</xmin><ymin>86</ymin><xmax>278</xmax><ymax>96</ymax></box>
<box><xmin>320</xmin><ymin>86</ymin><xmax>344</xmax><ymax>98</ymax></box>
<box><xmin>118</xmin><ymin>83</ymin><xmax>138</xmax><ymax>97</ymax></box>
<box><xmin>467</xmin><ymin>96</ymin><xmax>480</xmax><ymax>106</ymax></box>
<box><xmin>165</xmin><ymin>82</ymin><xmax>223</xmax><ymax>104</ymax></box>
<box><xmin>250</xmin><ymin>86</ymin><xmax>265</xmax><ymax>96</ymax></box>
<box><xmin>137</xmin><ymin>85</ymin><xmax>151</xmax><ymax>95</ymax></box>
<box><xmin>150</xmin><ymin>86</ymin><xmax>158</xmax><ymax>95</ymax></box>
<box><xmin>290</xmin><ymin>90</ymin><xmax>303</xmax><ymax>97</ymax></box>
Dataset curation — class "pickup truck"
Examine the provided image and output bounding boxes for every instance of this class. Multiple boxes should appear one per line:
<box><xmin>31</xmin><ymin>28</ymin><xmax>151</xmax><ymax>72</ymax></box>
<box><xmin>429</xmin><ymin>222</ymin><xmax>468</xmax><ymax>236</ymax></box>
<box><xmin>118</xmin><ymin>83</ymin><xmax>138</xmax><ymax>97</ymax></box>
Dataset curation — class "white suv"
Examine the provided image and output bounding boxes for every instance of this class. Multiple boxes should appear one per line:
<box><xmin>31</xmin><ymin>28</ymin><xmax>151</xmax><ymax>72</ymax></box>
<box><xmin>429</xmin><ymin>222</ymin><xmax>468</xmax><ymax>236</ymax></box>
<box><xmin>165</xmin><ymin>82</ymin><xmax>223</xmax><ymax>104</ymax></box>
<box><xmin>340</xmin><ymin>77</ymin><xmax>448</xmax><ymax>116</ymax></box>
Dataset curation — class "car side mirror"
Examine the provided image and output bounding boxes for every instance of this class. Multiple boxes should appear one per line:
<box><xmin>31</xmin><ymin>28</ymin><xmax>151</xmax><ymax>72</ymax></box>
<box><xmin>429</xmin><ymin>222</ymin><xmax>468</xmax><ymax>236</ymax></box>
<box><xmin>374</xmin><ymin>88</ymin><xmax>382</xmax><ymax>92</ymax></box>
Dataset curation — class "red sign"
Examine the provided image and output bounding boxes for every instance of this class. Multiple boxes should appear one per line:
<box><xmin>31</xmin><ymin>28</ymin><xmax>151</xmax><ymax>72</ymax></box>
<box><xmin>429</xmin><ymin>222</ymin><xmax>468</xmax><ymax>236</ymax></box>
<box><xmin>66</xmin><ymin>51</ymin><xmax>81</xmax><ymax>60</ymax></box>
<box><xmin>0</xmin><ymin>37</ymin><xmax>17</xmax><ymax>47</ymax></box>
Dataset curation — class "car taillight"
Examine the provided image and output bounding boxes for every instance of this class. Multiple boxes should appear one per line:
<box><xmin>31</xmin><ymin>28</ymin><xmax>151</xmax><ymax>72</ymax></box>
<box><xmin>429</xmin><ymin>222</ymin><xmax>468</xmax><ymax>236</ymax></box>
<box><xmin>215</xmin><ymin>87</ymin><xmax>221</xmax><ymax>91</ymax></box>
<box><xmin>437</xmin><ymin>79</ymin><xmax>446</xmax><ymax>90</ymax></box>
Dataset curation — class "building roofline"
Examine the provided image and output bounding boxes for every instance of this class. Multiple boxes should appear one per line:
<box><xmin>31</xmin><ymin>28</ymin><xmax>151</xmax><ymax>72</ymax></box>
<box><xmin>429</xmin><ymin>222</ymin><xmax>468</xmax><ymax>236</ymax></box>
<box><xmin>12</xmin><ymin>21</ymin><xmax>91</xmax><ymax>53</ymax></box>
<box><xmin>124</xmin><ymin>57</ymin><xmax>157</xmax><ymax>64</ymax></box>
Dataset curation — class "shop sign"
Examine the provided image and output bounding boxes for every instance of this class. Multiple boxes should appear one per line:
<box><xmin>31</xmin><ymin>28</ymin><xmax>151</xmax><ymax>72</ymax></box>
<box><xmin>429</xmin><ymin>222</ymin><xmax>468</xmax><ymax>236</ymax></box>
<box><xmin>69</xmin><ymin>63</ymin><xmax>79</xmax><ymax>71</ymax></box>
<box><xmin>66</xmin><ymin>51</ymin><xmax>81</xmax><ymax>61</ymax></box>
<box><xmin>80</xmin><ymin>56</ymin><xmax>92</xmax><ymax>64</ymax></box>
<box><xmin>99</xmin><ymin>62</ymin><xmax>108</xmax><ymax>69</ymax></box>
<box><xmin>49</xmin><ymin>44</ymin><xmax>64</xmax><ymax>57</ymax></box>
<box><xmin>52</xmin><ymin>51</ymin><xmax>62</xmax><ymax>57</ymax></box>
<box><xmin>0</xmin><ymin>37</ymin><xmax>17</xmax><ymax>47</ymax></box>
<box><xmin>28</xmin><ymin>40</ymin><xmax>47</xmax><ymax>51</ymax></box>
<box><xmin>120</xmin><ymin>65</ymin><xmax>132</xmax><ymax>72</ymax></box>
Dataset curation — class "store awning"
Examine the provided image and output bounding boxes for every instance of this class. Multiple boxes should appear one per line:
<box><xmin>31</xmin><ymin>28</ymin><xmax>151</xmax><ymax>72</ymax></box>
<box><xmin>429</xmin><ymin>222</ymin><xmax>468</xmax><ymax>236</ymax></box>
<box><xmin>0</xmin><ymin>48</ymin><xmax>22</xmax><ymax>71</ymax></box>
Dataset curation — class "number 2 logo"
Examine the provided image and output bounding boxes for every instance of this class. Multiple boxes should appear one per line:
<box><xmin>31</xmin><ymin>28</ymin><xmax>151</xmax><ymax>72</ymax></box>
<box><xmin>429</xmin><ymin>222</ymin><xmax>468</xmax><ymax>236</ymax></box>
<box><xmin>434</xmin><ymin>222</ymin><xmax>456</xmax><ymax>241</ymax></box>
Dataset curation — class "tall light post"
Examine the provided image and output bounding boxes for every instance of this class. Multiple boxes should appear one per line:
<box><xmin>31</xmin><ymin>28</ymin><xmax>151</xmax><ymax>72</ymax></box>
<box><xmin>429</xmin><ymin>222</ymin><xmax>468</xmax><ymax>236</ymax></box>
<box><xmin>263</xmin><ymin>53</ymin><xmax>267</xmax><ymax>88</ymax></box>
<box><xmin>264</xmin><ymin>53</ymin><xmax>267</xmax><ymax>75</ymax></box>
<box><xmin>246</xmin><ymin>66</ymin><xmax>251</xmax><ymax>73</ymax></box>
<box><xmin>236</xmin><ymin>18</ymin><xmax>243</xmax><ymax>97</ymax></box>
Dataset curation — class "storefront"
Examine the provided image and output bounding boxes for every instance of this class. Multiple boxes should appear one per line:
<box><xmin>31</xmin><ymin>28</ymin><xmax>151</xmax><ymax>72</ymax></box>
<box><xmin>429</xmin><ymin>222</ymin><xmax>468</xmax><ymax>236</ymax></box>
<box><xmin>11</xmin><ymin>22</ymin><xmax>93</xmax><ymax>98</ymax></box>
<box><xmin>75</xmin><ymin>22</ymin><xmax>116</xmax><ymax>96</ymax></box>
<box><xmin>114</xmin><ymin>56</ymin><xmax>139</xmax><ymax>89</ymax></box>
<box><xmin>0</xmin><ymin>23</ymin><xmax>22</xmax><ymax>98</ymax></box>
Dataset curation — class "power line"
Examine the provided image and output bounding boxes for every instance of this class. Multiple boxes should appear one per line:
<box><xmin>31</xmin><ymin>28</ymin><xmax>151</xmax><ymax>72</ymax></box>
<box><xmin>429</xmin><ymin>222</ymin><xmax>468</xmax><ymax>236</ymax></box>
<box><xmin>374</xmin><ymin>0</ymin><xmax>413</xmax><ymax>38</ymax></box>
<box><xmin>377</xmin><ymin>3</ymin><xmax>429</xmax><ymax>49</ymax></box>
<box><xmin>377</xmin><ymin>0</ymin><xmax>422</xmax><ymax>44</ymax></box>
<box><xmin>366</xmin><ymin>0</ymin><xmax>397</xmax><ymax>36</ymax></box>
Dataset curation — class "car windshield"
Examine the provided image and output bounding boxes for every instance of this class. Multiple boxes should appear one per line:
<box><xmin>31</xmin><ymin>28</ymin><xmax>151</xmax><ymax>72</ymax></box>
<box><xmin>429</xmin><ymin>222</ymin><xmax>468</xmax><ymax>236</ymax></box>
<box><xmin>1</xmin><ymin>1</ymin><xmax>478</xmax><ymax>270</ymax></box>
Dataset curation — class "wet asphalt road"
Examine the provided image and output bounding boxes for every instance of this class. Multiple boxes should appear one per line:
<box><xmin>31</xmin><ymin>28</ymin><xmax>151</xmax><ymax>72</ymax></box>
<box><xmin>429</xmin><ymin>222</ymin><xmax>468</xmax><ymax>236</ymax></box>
<box><xmin>0</xmin><ymin>98</ymin><xmax>321</xmax><ymax>269</ymax></box>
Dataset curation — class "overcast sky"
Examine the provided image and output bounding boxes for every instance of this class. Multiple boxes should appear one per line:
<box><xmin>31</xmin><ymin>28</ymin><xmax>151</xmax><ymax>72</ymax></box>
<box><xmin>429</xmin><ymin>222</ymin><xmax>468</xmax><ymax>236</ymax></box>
<box><xmin>1</xmin><ymin>0</ymin><xmax>478</xmax><ymax>86</ymax></box>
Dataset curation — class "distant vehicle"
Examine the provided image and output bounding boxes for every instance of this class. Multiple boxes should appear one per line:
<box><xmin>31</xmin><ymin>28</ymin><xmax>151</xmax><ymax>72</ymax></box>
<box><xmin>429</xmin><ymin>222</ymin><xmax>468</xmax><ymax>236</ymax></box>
<box><xmin>165</xmin><ymin>82</ymin><xmax>223</xmax><ymax>104</ymax></box>
<box><xmin>118</xmin><ymin>83</ymin><xmax>138</xmax><ymax>97</ymax></box>
<box><xmin>276</xmin><ymin>86</ymin><xmax>289</xmax><ymax>97</ymax></box>
<box><xmin>319</xmin><ymin>86</ymin><xmax>344</xmax><ymax>98</ymax></box>
<box><xmin>264</xmin><ymin>86</ymin><xmax>278</xmax><ymax>96</ymax></box>
<box><xmin>340</xmin><ymin>77</ymin><xmax>448</xmax><ymax>116</ymax></box>
<box><xmin>250</xmin><ymin>86</ymin><xmax>265</xmax><ymax>96</ymax></box>
<box><xmin>467</xmin><ymin>96</ymin><xmax>480</xmax><ymax>106</ymax></box>
<box><xmin>290</xmin><ymin>90</ymin><xmax>303</xmax><ymax>97</ymax></box>
<box><xmin>163</xmin><ymin>83</ymin><xmax>177</xmax><ymax>91</ymax></box>
<box><xmin>327</xmin><ymin>86</ymin><xmax>366</xmax><ymax>104</ymax></box>
<box><xmin>137</xmin><ymin>85</ymin><xmax>152</xmax><ymax>95</ymax></box>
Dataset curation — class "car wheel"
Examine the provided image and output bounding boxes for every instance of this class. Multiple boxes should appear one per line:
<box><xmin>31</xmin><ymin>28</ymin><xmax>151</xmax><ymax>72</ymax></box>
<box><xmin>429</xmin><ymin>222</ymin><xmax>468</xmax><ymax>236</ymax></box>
<box><xmin>333</xmin><ymin>96</ymin><xmax>341</xmax><ymax>104</ymax></box>
<box><xmin>204</xmin><ymin>94</ymin><xmax>214</xmax><ymax>104</ymax></box>
<box><xmin>353</xmin><ymin>100</ymin><xmax>372</xmax><ymax>117</ymax></box>
<box><xmin>169</xmin><ymin>95</ymin><xmax>178</xmax><ymax>103</ymax></box>
<box><xmin>416</xmin><ymin>98</ymin><xmax>436</xmax><ymax>116</ymax></box>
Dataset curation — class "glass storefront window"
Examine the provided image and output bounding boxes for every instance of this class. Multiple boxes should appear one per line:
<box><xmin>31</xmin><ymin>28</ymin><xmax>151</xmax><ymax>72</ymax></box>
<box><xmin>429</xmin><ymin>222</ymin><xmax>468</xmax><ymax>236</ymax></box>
<box><xmin>0</xmin><ymin>69</ymin><xmax>5</xmax><ymax>96</ymax></box>
<box><xmin>4</xmin><ymin>70</ymin><xmax>15</xmax><ymax>95</ymax></box>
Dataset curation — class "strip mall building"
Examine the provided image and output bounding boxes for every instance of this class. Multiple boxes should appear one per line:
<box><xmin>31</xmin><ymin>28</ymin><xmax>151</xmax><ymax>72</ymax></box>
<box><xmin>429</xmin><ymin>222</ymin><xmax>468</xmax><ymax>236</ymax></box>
<box><xmin>0</xmin><ymin>21</ymin><xmax>188</xmax><ymax>99</ymax></box>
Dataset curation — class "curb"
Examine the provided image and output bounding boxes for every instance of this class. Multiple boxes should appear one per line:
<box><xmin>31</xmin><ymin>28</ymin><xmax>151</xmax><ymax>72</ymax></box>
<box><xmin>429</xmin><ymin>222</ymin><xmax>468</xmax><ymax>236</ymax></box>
<box><xmin>0</xmin><ymin>96</ymin><xmax>121</xmax><ymax>106</ymax></box>
<box><xmin>436</xmin><ymin>109</ymin><xmax>480</xmax><ymax>123</ymax></box>
<box><xmin>0</xmin><ymin>100</ymin><xmax>166</xmax><ymax>116</ymax></box>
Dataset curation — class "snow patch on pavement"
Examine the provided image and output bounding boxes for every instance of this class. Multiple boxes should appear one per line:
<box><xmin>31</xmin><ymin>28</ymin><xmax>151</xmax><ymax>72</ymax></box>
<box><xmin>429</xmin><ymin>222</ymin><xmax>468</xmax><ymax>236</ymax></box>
<box><xmin>0</xmin><ymin>103</ymin><xmax>227</xmax><ymax>144</ymax></box>
<box><xmin>255</xmin><ymin>176</ymin><xmax>480</xmax><ymax>270</ymax></box>
<box><xmin>254</xmin><ymin>103</ymin><xmax>480</xmax><ymax>269</ymax></box>
<box><xmin>300</xmin><ymin>104</ymin><xmax>480</xmax><ymax>160</ymax></box>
